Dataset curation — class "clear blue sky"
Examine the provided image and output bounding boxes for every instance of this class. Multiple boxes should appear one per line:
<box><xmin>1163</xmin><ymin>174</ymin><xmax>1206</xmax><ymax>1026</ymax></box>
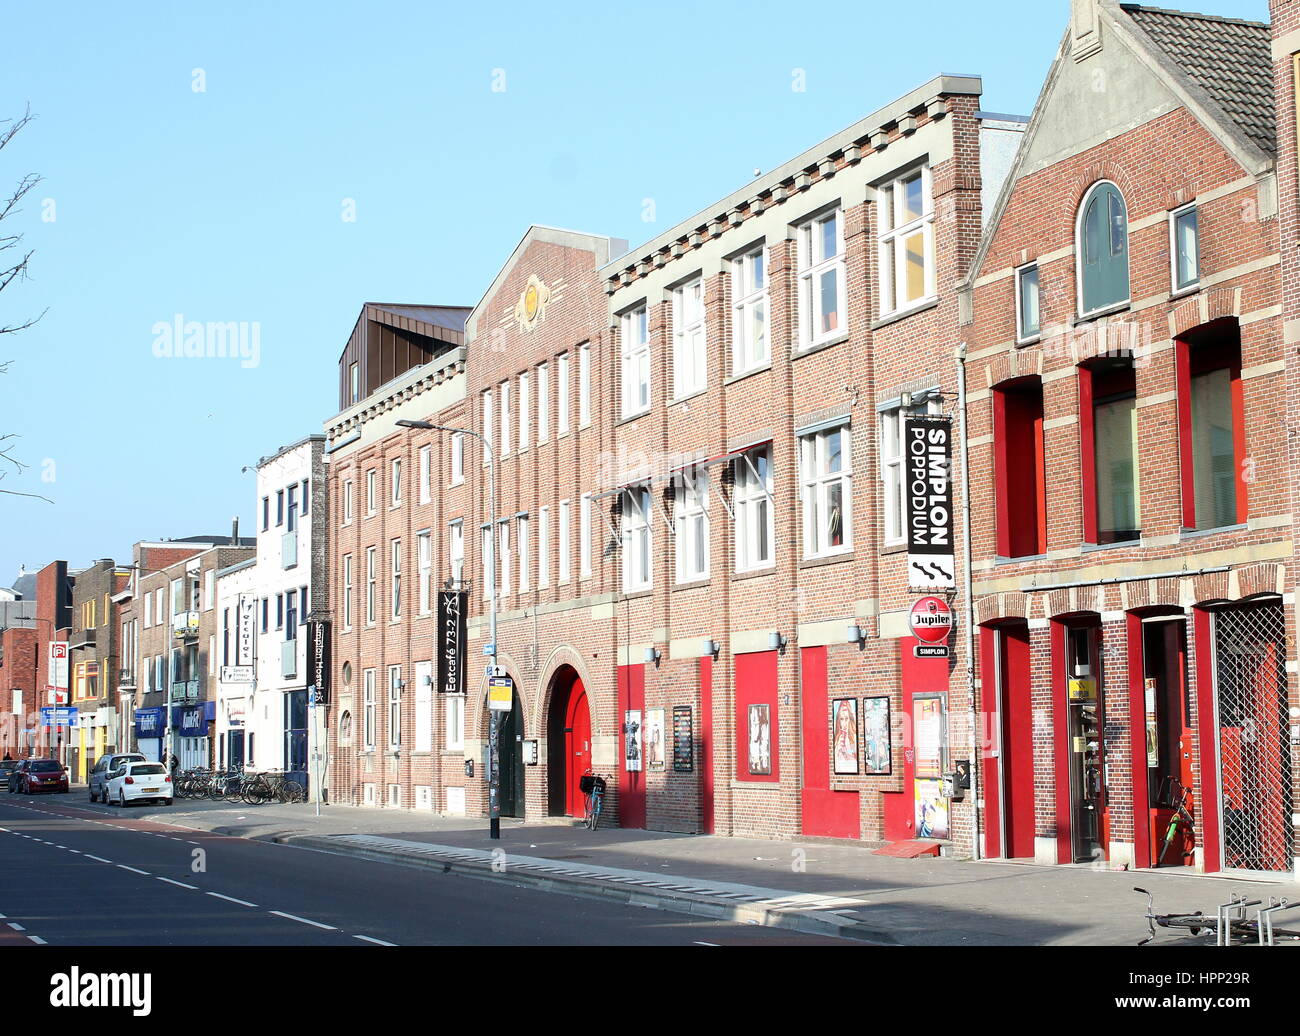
<box><xmin>0</xmin><ymin>0</ymin><xmax>1270</xmax><ymax>582</ymax></box>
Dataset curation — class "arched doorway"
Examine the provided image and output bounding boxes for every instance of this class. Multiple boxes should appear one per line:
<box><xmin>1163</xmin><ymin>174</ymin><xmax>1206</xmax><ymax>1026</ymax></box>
<box><xmin>497</xmin><ymin>690</ymin><xmax>526</xmax><ymax>818</ymax></box>
<box><xmin>547</xmin><ymin>667</ymin><xmax>591</xmax><ymax>818</ymax></box>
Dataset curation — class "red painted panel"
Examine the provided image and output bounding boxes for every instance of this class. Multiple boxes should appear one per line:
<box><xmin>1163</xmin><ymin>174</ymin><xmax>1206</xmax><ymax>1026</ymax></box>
<box><xmin>617</xmin><ymin>664</ymin><xmax>646</xmax><ymax>829</ymax></box>
<box><xmin>979</xmin><ymin>627</ymin><xmax>1002</xmax><ymax>858</ymax></box>
<box><xmin>1193</xmin><ymin>607</ymin><xmax>1221</xmax><ymax>872</ymax></box>
<box><xmin>996</xmin><ymin>381</ymin><xmax>1046</xmax><ymax>558</ymax></box>
<box><xmin>993</xmin><ymin>389</ymin><xmax>1011</xmax><ymax>558</ymax></box>
<box><xmin>700</xmin><ymin>657</ymin><xmax>714</xmax><ymax>834</ymax></box>
<box><xmin>1174</xmin><ymin>339</ymin><xmax>1195</xmax><ymax>530</ymax></box>
<box><xmin>734</xmin><ymin>651</ymin><xmax>778</xmax><ymax>783</ymax></box>
<box><xmin>801</xmin><ymin>647</ymin><xmax>829</xmax><ymax>793</ymax></box>
<box><xmin>1229</xmin><ymin>361</ymin><xmax>1248</xmax><ymax>525</ymax></box>
<box><xmin>1050</xmin><ymin>621</ymin><xmax>1072</xmax><ymax>864</ymax></box>
<box><xmin>882</xmin><ymin>791</ymin><xmax>911</xmax><ymax>841</ymax></box>
<box><xmin>1001</xmin><ymin>624</ymin><xmax>1036</xmax><ymax>859</ymax></box>
<box><xmin>801</xmin><ymin>789</ymin><xmax>860</xmax><ymax>839</ymax></box>
<box><xmin>1126</xmin><ymin>613</ymin><xmax>1152</xmax><ymax>869</ymax></box>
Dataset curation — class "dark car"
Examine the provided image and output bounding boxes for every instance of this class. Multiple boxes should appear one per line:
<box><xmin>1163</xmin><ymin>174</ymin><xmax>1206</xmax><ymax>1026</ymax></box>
<box><xmin>0</xmin><ymin>759</ymin><xmax>18</xmax><ymax>788</ymax></box>
<box><xmin>18</xmin><ymin>758</ymin><xmax>70</xmax><ymax>794</ymax></box>
<box><xmin>6</xmin><ymin>759</ymin><xmax>29</xmax><ymax>793</ymax></box>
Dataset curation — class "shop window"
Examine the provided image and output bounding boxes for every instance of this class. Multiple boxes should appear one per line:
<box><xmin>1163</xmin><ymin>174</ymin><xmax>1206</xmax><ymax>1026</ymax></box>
<box><xmin>1079</xmin><ymin>357</ymin><xmax>1140</xmax><ymax>544</ymax></box>
<box><xmin>1175</xmin><ymin>319</ymin><xmax>1246</xmax><ymax>531</ymax></box>
<box><xmin>1077</xmin><ymin>181</ymin><xmax>1129</xmax><ymax>316</ymax></box>
<box><xmin>993</xmin><ymin>377</ymin><xmax>1046</xmax><ymax>558</ymax></box>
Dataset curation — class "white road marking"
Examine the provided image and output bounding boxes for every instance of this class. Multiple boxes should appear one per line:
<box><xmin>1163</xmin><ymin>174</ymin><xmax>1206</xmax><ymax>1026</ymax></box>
<box><xmin>8</xmin><ymin>922</ymin><xmax>25</xmax><ymax>931</ymax></box>
<box><xmin>157</xmin><ymin>877</ymin><xmax>198</xmax><ymax>890</ymax></box>
<box><xmin>117</xmin><ymin>865</ymin><xmax>150</xmax><ymax>876</ymax></box>
<box><xmin>270</xmin><ymin>910</ymin><xmax>336</xmax><ymax>930</ymax></box>
<box><xmin>354</xmin><ymin>934</ymin><xmax>397</xmax><ymax>946</ymax></box>
<box><xmin>84</xmin><ymin>855</ymin><xmax>111</xmax><ymax>864</ymax></box>
<box><xmin>206</xmin><ymin>892</ymin><xmax>257</xmax><ymax>908</ymax></box>
<box><xmin>28</xmin><ymin>936</ymin><xmax>47</xmax><ymax>945</ymax></box>
<box><xmin>693</xmin><ymin>941</ymin><xmax>720</xmax><ymax>946</ymax></box>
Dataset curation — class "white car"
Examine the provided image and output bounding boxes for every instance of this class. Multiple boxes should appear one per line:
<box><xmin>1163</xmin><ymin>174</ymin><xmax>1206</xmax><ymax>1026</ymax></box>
<box><xmin>104</xmin><ymin>761</ymin><xmax>174</xmax><ymax>807</ymax></box>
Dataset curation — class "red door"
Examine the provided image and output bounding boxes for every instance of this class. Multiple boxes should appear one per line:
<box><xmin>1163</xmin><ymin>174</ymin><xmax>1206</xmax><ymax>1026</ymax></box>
<box><xmin>564</xmin><ymin>681</ymin><xmax>592</xmax><ymax>818</ymax></box>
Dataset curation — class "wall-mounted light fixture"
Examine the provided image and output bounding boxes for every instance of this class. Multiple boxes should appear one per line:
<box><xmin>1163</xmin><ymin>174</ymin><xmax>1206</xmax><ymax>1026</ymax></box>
<box><xmin>701</xmin><ymin>638</ymin><xmax>720</xmax><ymax>659</ymax></box>
<box><xmin>846</xmin><ymin>624</ymin><xmax>866</xmax><ymax>650</ymax></box>
<box><xmin>644</xmin><ymin>646</ymin><xmax>662</xmax><ymax>668</ymax></box>
<box><xmin>768</xmin><ymin>631</ymin><xmax>788</xmax><ymax>655</ymax></box>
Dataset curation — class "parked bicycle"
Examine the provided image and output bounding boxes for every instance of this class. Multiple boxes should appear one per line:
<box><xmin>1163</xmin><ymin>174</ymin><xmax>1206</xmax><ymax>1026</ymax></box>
<box><xmin>579</xmin><ymin>771</ymin><xmax>606</xmax><ymax>831</ymax></box>
<box><xmin>1153</xmin><ymin>775</ymin><xmax>1195</xmax><ymax>868</ymax></box>
<box><xmin>1136</xmin><ymin>887</ymin><xmax>1300</xmax><ymax>946</ymax></box>
<box><xmin>241</xmin><ymin>770</ymin><xmax>305</xmax><ymax>805</ymax></box>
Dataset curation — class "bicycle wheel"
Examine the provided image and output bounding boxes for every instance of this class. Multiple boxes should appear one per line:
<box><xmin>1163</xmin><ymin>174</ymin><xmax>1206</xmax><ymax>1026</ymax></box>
<box><xmin>583</xmin><ymin>792</ymin><xmax>595</xmax><ymax>830</ymax></box>
<box><xmin>279</xmin><ymin>781</ymin><xmax>304</xmax><ymax>804</ymax></box>
<box><xmin>590</xmin><ymin>793</ymin><xmax>602</xmax><ymax>831</ymax></box>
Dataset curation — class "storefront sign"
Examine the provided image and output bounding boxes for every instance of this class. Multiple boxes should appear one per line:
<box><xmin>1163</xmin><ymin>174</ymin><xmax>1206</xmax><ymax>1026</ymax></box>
<box><xmin>905</xmin><ymin>416</ymin><xmax>955</xmax><ymax>591</ymax></box>
<box><xmin>307</xmin><ymin>620</ymin><xmax>330</xmax><ymax>703</ymax></box>
<box><xmin>178</xmin><ymin>705</ymin><xmax>207</xmax><ymax>737</ymax></box>
<box><xmin>909</xmin><ymin>596</ymin><xmax>952</xmax><ymax>657</ymax></box>
<box><xmin>220</xmin><ymin>665</ymin><xmax>255</xmax><ymax>684</ymax></box>
<box><xmin>487</xmin><ymin>675</ymin><xmax>513</xmax><ymax>711</ymax></box>
<box><xmin>672</xmin><ymin>706</ymin><xmax>693</xmax><ymax>772</ymax></box>
<box><xmin>237</xmin><ymin>594</ymin><xmax>256</xmax><ymax>666</ymax></box>
<box><xmin>438</xmin><ymin>590</ymin><xmax>467</xmax><ymax>695</ymax></box>
<box><xmin>134</xmin><ymin>707</ymin><xmax>165</xmax><ymax>738</ymax></box>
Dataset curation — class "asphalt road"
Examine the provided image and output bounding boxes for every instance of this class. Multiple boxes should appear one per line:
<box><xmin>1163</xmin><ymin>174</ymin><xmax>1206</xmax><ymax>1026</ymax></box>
<box><xmin>0</xmin><ymin>792</ymin><xmax>848</xmax><ymax>946</ymax></box>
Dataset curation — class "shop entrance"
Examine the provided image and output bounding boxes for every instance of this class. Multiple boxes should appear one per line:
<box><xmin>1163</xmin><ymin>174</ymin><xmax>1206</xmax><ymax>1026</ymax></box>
<box><xmin>1142</xmin><ymin>617</ymin><xmax>1194</xmax><ymax>867</ymax></box>
<box><xmin>983</xmin><ymin>620</ymin><xmax>1035</xmax><ymax>859</ymax></box>
<box><xmin>1211</xmin><ymin>599</ymin><xmax>1293</xmax><ymax>874</ymax></box>
<box><xmin>547</xmin><ymin>668</ymin><xmax>591</xmax><ymax>818</ymax></box>
<box><xmin>1064</xmin><ymin>621</ymin><xmax>1108</xmax><ymax>864</ymax></box>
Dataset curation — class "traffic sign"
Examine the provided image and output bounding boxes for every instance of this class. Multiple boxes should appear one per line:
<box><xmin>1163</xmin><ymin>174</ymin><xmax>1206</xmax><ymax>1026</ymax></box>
<box><xmin>487</xmin><ymin>675</ymin><xmax>513</xmax><ymax>711</ymax></box>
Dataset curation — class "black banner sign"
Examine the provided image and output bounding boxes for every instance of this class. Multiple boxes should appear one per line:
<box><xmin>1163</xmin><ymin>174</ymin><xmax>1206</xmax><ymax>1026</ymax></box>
<box><xmin>307</xmin><ymin>620</ymin><xmax>330</xmax><ymax>704</ymax></box>
<box><xmin>905</xmin><ymin>416</ymin><xmax>955</xmax><ymax>591</ymax></box>
<box><xmin>438</xmin><ymin>590</ymin><xmax>468</xmax><ymax>695</ymax></box>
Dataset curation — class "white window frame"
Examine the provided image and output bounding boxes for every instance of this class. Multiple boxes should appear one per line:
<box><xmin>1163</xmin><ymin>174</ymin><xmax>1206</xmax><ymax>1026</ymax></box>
<box><xmin>558</xmin><ymin>499</ymin><xmax>571</xmax><ymax>584</ymax></box>
<box><xmin>365</xmin><ymin>546</ymin><xmax>377</xmax><ymax>626</ymax></box>
<box><xmin>537</xmin><ymin>505</ymin><xmax>551</xmax><ymax>588</ymax></box>
<box><xmin>878</xmin><ymin>166</ymin><xmax>937</xmax><ymax>318</ymax></box>
<box><xmin>481</xmin><ymin>526</ymin><xmax>492</xmax><ymax>601</ymax></box>
<box><xmin>674</xmin><ymin>470</ymin><xmax>710</xmax><ymax>583</ymax></box>
<box><xmin>445</xmin><ymin>694</ymin><xmax>465</xmax><ymax>752</ymax></box>
<box><xmin>880</xmin><ymin>397</ymin><xmax>942</xmax><ymax>547</ymax></box>
<box><xmin>387</xmin><ymin>666</ymin><xmax>402</xmax><ymax>748</ymax></box>
<box><xmin>499</xmin><ymin>380</ymin><xmax>511</xmax><ymax>458</ymax></box>
<box><xmin>416</xmin><ymin>529</ymin><xmax>432</xmax><ymax>616</ymax></box>
<box><xmin>498</xmin><ymin>521</ymin><xmax>511</xmax><ymax>598</ymax></box>
<box><xmin>366</xmin><ymin>470</ymin><xmax>377</xmax><ymax>515</ymax></box>
<box><xmin>621</xmin><ymin>486</ymin><xmax>653</xmax><ymax>592</ymax></box>
<box><xmin>390</xmin><ymin>538</ymin><xmax>402</xmax><ymax>621</ymax></box>
<box><xmin>343</xmin><ymin>479</ymin><xmax>354</xmax><ymax>523</ymax></box>
<box><xmin>482</xmin><ymin>389</ymin><xmax>493</xmax><ymax>467</ymax></box>
<box><xmin>557</xmin><ymin>353</ymin><xmax>571</xmax><ymax>435</ymax></box>
<box><xmin>450</xmin><ymin>433</ymin><xmax>464</xmax><ymax>487</ymax></box>
<box><xmin>1074</xmin><ymin>179</ymin><xmax>1131</xmax><ymax>318</ymax></box>
<box><xmin>390</xmin><ymin>459</ymin><xmax>402</xmax><ymax>508</ymax></box>
<box><xmin>518</xmin><ymin>514</ymin><xmax>530</xmax><ymax>593</ymax></box>
<box><xmin>537</xmin><ymin>362</ymin><xmax>550</xmax><ymax>443</ymax></box>
<box><xmin>579</xmin><ymin>343</ymin><xmax>591</xmax><ymax>427</ymax></box>
<box><xmin>518</xmin><ymin>371</ymin><xmax>531</xmax><ymax>451</ymax></box>
<box><xmin>797</xmin><ymin>207</ymin><xmax>847</xmax><ymax>350</ymax></box>
<box><xmin>731</xmin><ymin>245</ymin><xmax>769</xmax><ymax>374</ymax></box>
<box><xmin>620</xmin><ymin>306</ymin><xmax>650</xmax><ymax>418</ymax></box>
<box><xmin>800</xmin><ymin>423</ymin><xmax>853</xmax><ymax>559</ymax></box>
<box><xmin>363</xmin><ymin>668</ymin><xmax>376</xmax><ymax>751</ymax></box>
<box><xmin>672</xmin><ymin>278</ymin><xmax>706</xmax><ymax>399</ymax></box>
<box><xmin>343</xmin><ymin>554</ymin><xmax>353</xmax><ymax>631</ymax></box>
<box><xmin>448</xmin><ymin>519</ymin><xmax>464</xmax><ymax>586</ymax></box>
<box><xmin>419</xmin><ymin>445</ymin><xmax>432</xmax><ymax>504</ymax></box>
<box><xmin>733</xmin><ymin>446</ymin><xmax>775</xmax><ymax>573</ymax></box>
<box><xmin>1015</xmin><ymin>262</ymin><xmax>1041</xmax><ymax>344</ymax></box>
<box><xmin>1169</xmin><ymin>201</ymin><xmax>1200</xmax><ymax>294</ymax></box>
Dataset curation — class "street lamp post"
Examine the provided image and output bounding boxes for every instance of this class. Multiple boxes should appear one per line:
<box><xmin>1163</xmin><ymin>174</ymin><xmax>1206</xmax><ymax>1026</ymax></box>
<box><xmin>398</xmin><ymin>419</ymin><xmax>500</xmax><ymax>839</ymax></box>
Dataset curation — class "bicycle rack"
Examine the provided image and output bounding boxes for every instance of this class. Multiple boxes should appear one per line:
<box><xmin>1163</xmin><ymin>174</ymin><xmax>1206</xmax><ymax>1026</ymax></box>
<box><xmin>1256</xmin><ymin>899</ymin><xmax>1290</xmax><ymax>947</ymax></box>
<box><xmin>1216</xmin><ymin>894</ymin><xmax>1261</xmax><ymax>946</ymax></box>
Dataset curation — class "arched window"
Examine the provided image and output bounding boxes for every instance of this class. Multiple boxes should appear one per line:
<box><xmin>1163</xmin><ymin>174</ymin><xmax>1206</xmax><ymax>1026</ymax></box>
<box><xmin>1077</xmin><ymin>182</ymin><xmax>1129</xmax><ymax>316</ymax></box>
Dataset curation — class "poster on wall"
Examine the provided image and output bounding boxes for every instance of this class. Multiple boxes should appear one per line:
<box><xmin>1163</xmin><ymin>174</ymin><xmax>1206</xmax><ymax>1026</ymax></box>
<box><xmin>831</xmin><ymin>698</ymin><xmax>859</xmax><ymax>775</ymax></box>
<box><xmin>672</xmin><ymin>706</ymin><xmax>693</xmax><ymax>772</ymax></box>
<box><xmin>913</xmin><ymin>694</ymin><xmax>946</xmax><ymax>778</ymax></box>
<box><xmin>623</xmin><ymin>710</ymin><xmax>642</xmax><ymax>772</ymax></box>
<box><xmin>1143</xmin><ymin>677</ymin><xmax>1159</xmax><ymax>768</ymax></box>
<box><xmin>748</xmin><ymin>703</ymin><xmax>772</xmax><ymax>776</ymax></box>
<box><xmin>915</xmin><ymin>778</ymin><xmax>951</xmax><ymax>838</ymax></box>
<box><xmin>862</xmin><ymin>697</ymin><xmax>892</xmax><ymax>775</ymax></box>
<box><xmin>645</xmin><ymin>708</ymin><xmax>666</xmax><ymax>770</ymax></box>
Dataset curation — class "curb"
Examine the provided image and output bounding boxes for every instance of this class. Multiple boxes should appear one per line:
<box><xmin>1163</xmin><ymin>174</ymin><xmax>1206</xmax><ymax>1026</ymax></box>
<box><xmin>277</xmin><ymin>833</ymin><xmax>898</xmax><ymax>945</ymax></box>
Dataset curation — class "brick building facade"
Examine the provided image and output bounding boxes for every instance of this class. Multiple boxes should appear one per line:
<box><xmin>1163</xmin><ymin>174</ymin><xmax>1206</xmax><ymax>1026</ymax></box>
<box><xmin>960</xmin><ymin>0</ymin><xmax>1297</xmax><ymax>877</ymax></box>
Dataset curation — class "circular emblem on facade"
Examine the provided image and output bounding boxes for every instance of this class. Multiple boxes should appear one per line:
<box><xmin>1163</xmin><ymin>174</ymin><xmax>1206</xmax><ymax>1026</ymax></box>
<box><xmin>514</xmin><ymin>274</ymin><xmax>552</xmax><ymax>332</ymax></box>
<box><xmin>909</xmin><ymin>596</ymin><xmax>953</xmax><ymax>644</ymax></box>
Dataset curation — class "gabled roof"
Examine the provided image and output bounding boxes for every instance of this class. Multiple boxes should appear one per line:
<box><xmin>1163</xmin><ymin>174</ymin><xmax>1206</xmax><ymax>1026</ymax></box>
<box><xmin>1121</xmin><ymin>4</ymin><xmax>1274</xmax><ymax>154</ymax></box>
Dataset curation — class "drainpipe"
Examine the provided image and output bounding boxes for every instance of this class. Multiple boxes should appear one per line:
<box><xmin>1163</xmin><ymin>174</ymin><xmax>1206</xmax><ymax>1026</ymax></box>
<box><xmin>956</xmin><ymin>341</ymin><xmax>981</xmax><ymax>862</ymax></box>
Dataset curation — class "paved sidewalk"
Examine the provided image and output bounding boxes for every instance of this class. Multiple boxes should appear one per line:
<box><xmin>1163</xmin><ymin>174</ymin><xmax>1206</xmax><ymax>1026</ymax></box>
<box><xmin>81</xmin><ymin>790</ymin><xmax>1300</xmax><ymax>946</ymax></box>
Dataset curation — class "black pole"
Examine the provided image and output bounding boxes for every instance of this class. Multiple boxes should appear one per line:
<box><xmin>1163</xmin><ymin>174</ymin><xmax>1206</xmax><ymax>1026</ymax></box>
<box><xmin>488</xmin><ymin>708</ymin><xmax>500</xmax><ymax>839</ymax></box>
